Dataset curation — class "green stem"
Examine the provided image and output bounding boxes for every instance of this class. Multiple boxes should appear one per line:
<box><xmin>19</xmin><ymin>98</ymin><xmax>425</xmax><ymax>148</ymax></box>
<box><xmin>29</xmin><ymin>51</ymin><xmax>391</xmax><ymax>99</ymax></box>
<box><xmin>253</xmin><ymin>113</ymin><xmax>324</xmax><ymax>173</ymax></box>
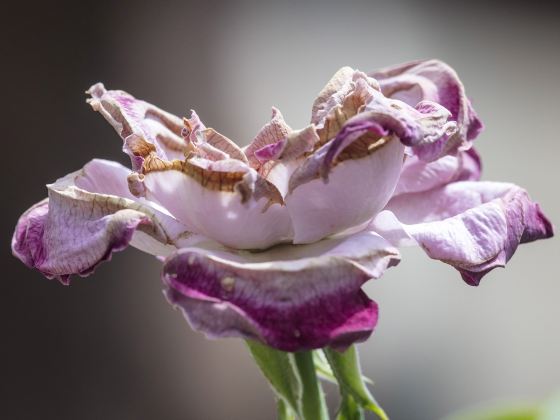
<box><xmin>324</xmin><ymin>347</ymin><xmax>388</xmax><ymax>420</ymax></box>
<box><xmin>277</xmin><ymin>398</ymin><xmax>297</xmax><ymax>420</ymax></box>
<box><xmin>293</xmin><ymin>351</ymin><xmax>329</xmax><ymax>420</ymax></box>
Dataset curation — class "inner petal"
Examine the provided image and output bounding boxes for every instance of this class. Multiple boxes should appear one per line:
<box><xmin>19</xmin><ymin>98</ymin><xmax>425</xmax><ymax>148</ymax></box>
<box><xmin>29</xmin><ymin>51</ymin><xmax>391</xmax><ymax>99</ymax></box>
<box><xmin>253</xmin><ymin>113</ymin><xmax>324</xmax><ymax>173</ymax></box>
<box><xmin>286</xmin><ymin>133</ymin><xmax>405</xmax><ymax>244</ymax></box>
<box><xmin>139</xmin><ymin>156</ymin><xmax>293</xmax><ymax>249</ymax></box>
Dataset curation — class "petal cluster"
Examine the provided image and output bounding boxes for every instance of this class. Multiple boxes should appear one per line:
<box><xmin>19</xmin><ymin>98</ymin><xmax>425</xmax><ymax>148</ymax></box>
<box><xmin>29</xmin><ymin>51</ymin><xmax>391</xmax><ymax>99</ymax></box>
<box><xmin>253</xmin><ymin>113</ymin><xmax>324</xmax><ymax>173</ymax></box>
<box><xmin>12</xmin><ymin>60</ymin><xmax>553</xmax><ymax>351</ymax></box>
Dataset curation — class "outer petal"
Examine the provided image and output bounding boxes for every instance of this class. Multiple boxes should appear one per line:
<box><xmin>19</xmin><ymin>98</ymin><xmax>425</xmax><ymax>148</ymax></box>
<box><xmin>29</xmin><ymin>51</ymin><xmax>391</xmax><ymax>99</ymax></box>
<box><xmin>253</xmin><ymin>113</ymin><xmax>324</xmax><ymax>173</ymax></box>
<box><xmin>372</xmin><ymin>182</ymin><xmax>553</xmax><ymax>285</ymax></box>
<box><xmin>12</xmin><ymin>159</ymin><xmax>196</xmax><ymax>283</ymax></box>
<box><xmin>87</xmin><ymin>83</ymin><xmax>188</xmax><ymax>167</ymax></box>
<box><xmin>162</xmin><ymin>231</ymin><xmax>400</xmax><ymax>351</ymax></box>
<box><xmin>371</xmin><ymin>59</ymin><xmax>483</xmax><ymax>157</ymax></box>
<box><xmin>393</xmin><ymin>148</ymin><xmax>481</xmax><ymax>196</ymax></box>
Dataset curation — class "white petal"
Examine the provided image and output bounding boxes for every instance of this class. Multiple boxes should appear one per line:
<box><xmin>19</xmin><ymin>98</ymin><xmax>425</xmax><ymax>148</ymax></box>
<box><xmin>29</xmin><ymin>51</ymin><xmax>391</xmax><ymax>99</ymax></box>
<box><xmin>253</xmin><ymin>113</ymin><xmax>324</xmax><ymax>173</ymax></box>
<box><xmin>140</xmin><ymin>157</ymin><xmax>293</xmax><ymax>249</ymax></box>
<box><xmin>286</xmin><ymin>135</ymin><xmax>405</xmax><ymax>244</ymax></box>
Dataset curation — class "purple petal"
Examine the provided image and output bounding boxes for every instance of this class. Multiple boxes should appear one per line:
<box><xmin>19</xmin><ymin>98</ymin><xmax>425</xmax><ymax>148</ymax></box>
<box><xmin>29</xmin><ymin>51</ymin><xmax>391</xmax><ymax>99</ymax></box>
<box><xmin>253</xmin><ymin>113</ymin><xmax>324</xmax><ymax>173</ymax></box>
<box><xmin>320</xmin><ymin>120</ymin><xmax>388</xmax><ymax>175</ymax></box>
<box><xmin>373</xmin><ymin>182</ymin><xmax>553</xmax><ymax>285</ymax></box>
<box><xmin>371</xmin><ymin>59</ymin><xmax>483</xmax><ymax>157</ymax></box>
<box><xmin>162</xmin><ymin>231</ymin><xmax>400</xmax><ymax>351</ymax></box>
<box><xmin>12</xmin><ymin>159</ymin><xmax>195</xmax><ymax>283</ymax></box>
<box><xmin>254</xmin><ymin>138</ymin><xmax>286</xmax><ymax>162</ymax></box>
<box><xmin>363</xmin><ymin>97</ymin><xmax>458</xmax><ymax>155</ymax></box>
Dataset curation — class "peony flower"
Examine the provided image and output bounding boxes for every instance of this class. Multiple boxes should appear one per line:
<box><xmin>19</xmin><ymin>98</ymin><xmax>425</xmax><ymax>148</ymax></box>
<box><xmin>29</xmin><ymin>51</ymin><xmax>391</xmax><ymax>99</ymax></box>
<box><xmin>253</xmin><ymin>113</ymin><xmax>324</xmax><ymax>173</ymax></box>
<box><xmin>12</xmin><ymin>59</ymin><xmax>553</xmax><ymax>353</ymax></box>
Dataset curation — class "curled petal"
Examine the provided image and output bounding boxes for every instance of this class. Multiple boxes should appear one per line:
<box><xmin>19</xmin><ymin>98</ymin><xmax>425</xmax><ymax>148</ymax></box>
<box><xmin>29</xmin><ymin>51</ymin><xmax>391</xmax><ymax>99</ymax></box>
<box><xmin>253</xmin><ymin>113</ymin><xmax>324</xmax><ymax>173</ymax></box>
<box><xmin>361</xmin><ymin>95</ymin><xmax>458</xmax><ymax>160</ymax></box>
<box><xmin>286</xmin><ymin>121</ymin><xmax>405</xmax><ymax>244</ymax></box>
<box><xmin>162</xmin><ymin>231</ymin><xmax>400</xmax><ymax>351</ymax></box>
<box><xmin>309</xmin><ymin>67</ymin><xmax>456</xmax><ymax>160</ymax></box>
<box><xmin>200</xmin><ymin>128</ymin><xmax>248</xmax><ymax>162</ymax></box>
<box><xmin>411</xmin><ymin>101</ymin><xmax>459</xmax><ymax>160</ymax></box>
<box><xmin>394</xmin><ymin>148</ymin><xmax>481</xmax><ymax>196</ymax></box>
<box><xmin>311</xmin><ymin>67</ymin><xmax>379</xmax><ymax>127</ymax></box>
<box><xmin>254</xmin><ymin>125</ymin><xmax>319</xmax><ymax>163</ymax></box>
<box><xmin>139</xmin><ymin>155</ymin><xmax>292</xmax><ymax>249</ymax></box>
<box><xmin>183</xmin><ymin>111</ymin><xmax>248</xmax><ymax>163</ymax></box>
<box><xmin>246</xmin><ymin>111</ymin><xmax>320</xmax><ymax>199</ymax></box>
<box><xmin>372</xmin><ymin>59</ymin><xmax>483</xmax><ymax>157</ymax></box>
<box><xmin>244</xmin><ymin>107</ymin><xmax>292</xmax><ymax>169</ymax></box>
<box><xmin>182</xmin><ymin>110</ymin><xmax>207</xmax><ymax>143</ymax></box>
<box><xmin>372</xmin><ymin>182</ymin><xmax>553</xmax><ymax>285</ymax></box>
<box><xmin>320</xmin><ymin>120</ymin><xmax>388</xmax><ymax>176</ymax></box>
<box><xmin>12</xmin><ymin>159</ymin><xmax>196</xmax><ymax>283</ymax></box>
<box><xmin>290</xmin><ymin>86</ymin><xmax>458</xmax><ymax>243</ymax></box>
<box><xmin>87</xmin><ymin>83</ymin><xmax>188</xmax><ymax>167</ymax></box>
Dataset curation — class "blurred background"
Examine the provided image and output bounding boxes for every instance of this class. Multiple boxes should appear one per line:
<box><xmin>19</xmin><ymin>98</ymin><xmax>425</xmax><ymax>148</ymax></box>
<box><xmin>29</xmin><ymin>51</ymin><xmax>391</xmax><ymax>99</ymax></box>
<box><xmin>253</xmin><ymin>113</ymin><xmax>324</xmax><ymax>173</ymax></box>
<box><xmin>2</xmin><ymin>1</ymin><xmax>558</xmax><ymax>419</ymax></box>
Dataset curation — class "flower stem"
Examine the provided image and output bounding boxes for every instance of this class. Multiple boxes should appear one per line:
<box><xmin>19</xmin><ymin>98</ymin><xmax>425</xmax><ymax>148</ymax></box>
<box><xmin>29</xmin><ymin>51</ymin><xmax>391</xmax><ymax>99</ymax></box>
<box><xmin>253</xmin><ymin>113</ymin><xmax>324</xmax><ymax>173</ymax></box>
<box><xmin>293</xmin><ymin>351</ymin><xmax>329</xmax><ymax>420</ymax></box>
<box><xmin>277</xmin><ymin>398</ymin><xmax>297</xmax><ymax>420</ymax></box>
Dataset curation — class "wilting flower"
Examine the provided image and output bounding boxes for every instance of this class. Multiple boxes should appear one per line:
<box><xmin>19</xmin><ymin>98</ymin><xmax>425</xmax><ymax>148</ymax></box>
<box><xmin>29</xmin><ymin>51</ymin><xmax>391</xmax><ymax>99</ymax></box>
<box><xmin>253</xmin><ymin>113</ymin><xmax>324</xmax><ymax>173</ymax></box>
<box><xmin>12</xmin><ymin>60</ymin><xmax>552</xmax><ymax>352</ymax></box>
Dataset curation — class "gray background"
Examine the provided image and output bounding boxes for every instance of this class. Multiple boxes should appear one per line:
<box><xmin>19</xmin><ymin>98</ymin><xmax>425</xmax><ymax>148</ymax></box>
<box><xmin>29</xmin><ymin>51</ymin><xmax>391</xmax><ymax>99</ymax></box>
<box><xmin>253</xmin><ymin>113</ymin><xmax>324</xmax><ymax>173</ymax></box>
<box><xmin>2</xmin><ymin>1</ymin><xmax>558</xmax><ymax>419</ymax></box>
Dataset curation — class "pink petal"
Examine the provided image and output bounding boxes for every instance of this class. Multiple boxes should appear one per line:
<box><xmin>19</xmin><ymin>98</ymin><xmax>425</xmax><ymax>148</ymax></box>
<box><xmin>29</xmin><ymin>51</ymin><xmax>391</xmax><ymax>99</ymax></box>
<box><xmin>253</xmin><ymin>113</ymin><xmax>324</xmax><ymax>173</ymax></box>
<box><xmin>372</xmin><ymin>181</ymin><xmax>553</xmax><ymax>285</ymax></box>
<box><xmin>162</xmin><ymin>231</ymin><xmax>400</xmax><ymax>351</ymax></box>
<box><xmin>12</xmin><ymin>159</ymin><xmax>195</xmax><ymax>283</ymax></box>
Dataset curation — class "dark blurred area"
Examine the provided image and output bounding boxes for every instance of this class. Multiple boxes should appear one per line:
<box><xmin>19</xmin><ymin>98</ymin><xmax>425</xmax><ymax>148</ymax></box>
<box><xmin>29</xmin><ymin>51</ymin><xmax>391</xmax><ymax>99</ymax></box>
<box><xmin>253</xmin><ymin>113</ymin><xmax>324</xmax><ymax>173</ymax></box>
<box><xmin>1</xmin><ymin>1</ymin><xmax>558</xmax><ymax>419</ymax></box>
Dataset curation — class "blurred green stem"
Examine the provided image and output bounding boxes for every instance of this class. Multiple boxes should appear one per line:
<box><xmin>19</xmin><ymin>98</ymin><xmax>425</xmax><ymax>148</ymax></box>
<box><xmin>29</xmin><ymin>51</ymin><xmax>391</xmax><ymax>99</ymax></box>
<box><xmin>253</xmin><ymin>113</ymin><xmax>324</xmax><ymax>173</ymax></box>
<box><xmin>277</xmin><ymin>398</ymin><xmax>297</xmax><ymax>420</ymax></box>
<box><xmin>293</xmin><ymin>351</ymin><xmax>329</xmax><ymax>420</ymax></box>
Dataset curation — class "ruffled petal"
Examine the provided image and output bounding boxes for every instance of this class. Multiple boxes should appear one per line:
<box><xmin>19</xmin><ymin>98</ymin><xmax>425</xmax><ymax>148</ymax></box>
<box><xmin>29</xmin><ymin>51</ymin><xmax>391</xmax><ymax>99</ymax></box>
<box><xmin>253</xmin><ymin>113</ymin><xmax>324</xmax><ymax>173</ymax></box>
<box><xmin>137</xmin><ymin>155</ymin><xmax>293</xmax><ymax>249</ymax></box>
<box><xmin>12</xmin><ymin>159</ymin><xmax>196</xmax><ymax>283</ymax></box>
<box><xmin>311</xmin><ymin>66</ymin><xmax>362</xmax><ymax>125</ymax></box>
<box><xmin>242</xmin><ymin>108</ymin><xmax>322</xmax><ymax>200</ymax></box>
<box><xmin>372</xmin><ymin>182</ymin><xmax>553</xmax><ymax>285</ymax></box>
<box><xmin>254</xmin><ymin>125</ymin><xmax>318</xmax><ymax>164</ymax></box>
<box><xmin>235</xmin><ymin>68</ymin><xmax>461</xmax><ymax>246</ymax></box>
<box><xmin>311</xmin><ymin>68</ymin><xmax>379</xmax><ymax>132</ymax></box>
<box><xmin>87</xmin><ymin>83</ymin><xmax>188</xmax><ymax>168</ymax></box>
<box><xmin>183</xmin><ymin>111</ymin><xmax>248</xmax><ymax>163</ymax></box>
<box><xmin>244</xmin><ymin>107</ymin><xmax>292</xmax><ymax>170</ymax></box>
<box><xmin>162</xmin><ymin>231</ymin><xmax>400</xmax><ymax>351</ymax></box>
<box><xmin>310</xmin><ymin>67</ymin><xmax>458</xmax><ymax>161</ymax></box>
<box><xmin>371</xmin><ymin>59</ymin><xmax>483</xmax><ymax>157</ymax></box>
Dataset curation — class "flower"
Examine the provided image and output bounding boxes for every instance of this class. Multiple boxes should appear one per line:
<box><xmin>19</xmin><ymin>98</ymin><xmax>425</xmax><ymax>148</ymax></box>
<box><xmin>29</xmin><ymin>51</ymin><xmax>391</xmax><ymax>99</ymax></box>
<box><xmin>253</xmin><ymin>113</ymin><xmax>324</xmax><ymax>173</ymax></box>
<box><xmin>12</xmin><ymin>59</ymin><xmax>553</xmax><ymax>352</ymax></box>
